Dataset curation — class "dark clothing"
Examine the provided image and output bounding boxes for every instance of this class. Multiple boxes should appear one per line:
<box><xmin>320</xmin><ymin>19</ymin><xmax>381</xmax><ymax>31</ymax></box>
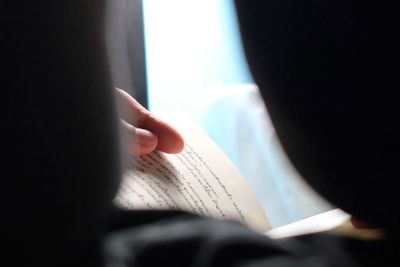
<box><xmin>103</xmin><ymin>210</ymin><xmax>399</xmax><ymax>267</ymax></box>
<box><xmin>234</xmin><ymin>0</ymin><xmax>400</xmax><ymax>230</ymax></box>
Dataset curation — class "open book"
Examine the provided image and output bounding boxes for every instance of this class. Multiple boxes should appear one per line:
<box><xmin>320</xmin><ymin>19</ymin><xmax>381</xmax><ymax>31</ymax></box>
<box><xmin>115</xmin><ymin>113</ymin><xmax>351</xmax><ymax>235</ymax></box>
<box><xmin>115</xmin><ymin>113</ymin><xmax>271</xmax><ymax>233</ymax></box>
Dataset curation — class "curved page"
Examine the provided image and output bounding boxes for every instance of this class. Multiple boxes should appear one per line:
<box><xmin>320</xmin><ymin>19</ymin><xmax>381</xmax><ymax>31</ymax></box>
<box><xmin>115</xmin><ymin>112</ymin><xmax>270</xmax><ymax>233</ymax></box>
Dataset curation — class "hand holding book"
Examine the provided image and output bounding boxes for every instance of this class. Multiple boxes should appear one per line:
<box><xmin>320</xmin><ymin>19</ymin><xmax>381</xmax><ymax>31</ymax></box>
<box><xmin>114</xmin><ymin>89</ymin><xmax>352</xmax><ymax>236</ymax></box>
<box><xmin>114</xmin><ymin>89</ymin><xmax>270</xmax><ymax>233</ymax></box>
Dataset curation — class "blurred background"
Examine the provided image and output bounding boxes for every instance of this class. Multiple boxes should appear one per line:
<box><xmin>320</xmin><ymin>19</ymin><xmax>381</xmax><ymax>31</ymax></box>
<box><xmin>107</xmin><ymin>0</ymin><xmax>333</xmax><ymax>228</ymax></box>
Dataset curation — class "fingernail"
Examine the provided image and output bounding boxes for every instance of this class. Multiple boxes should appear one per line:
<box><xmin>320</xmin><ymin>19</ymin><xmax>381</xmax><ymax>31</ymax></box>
<box><xmin>136</xmin><ymin>128</ymin><xmax>158</xmax><ymax>147</ymax></box>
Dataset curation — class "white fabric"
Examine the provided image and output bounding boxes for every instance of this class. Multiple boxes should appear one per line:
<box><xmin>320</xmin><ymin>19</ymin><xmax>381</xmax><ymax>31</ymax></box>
<box><xmin>196</xmin><ymin>84</ymin><xmax>333</xmax><ymax>228</ymax></box>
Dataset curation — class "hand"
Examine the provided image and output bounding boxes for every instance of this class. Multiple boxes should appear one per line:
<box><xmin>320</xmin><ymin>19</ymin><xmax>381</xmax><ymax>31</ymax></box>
<box><xmin>116</xmin><ymin>88</ymin><xmax>184</xmax><ymax>156</ymax></box>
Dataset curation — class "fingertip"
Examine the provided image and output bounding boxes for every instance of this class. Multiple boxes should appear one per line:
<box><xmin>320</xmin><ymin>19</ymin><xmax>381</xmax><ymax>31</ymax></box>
<box><xmin>170</xmin><ymin>133</ymin><xmax>185</xmax><ymax>153</ymax></box>
<box><xmin>156</xmin><ymin>127</ymin><xmax>185</xmax><ymax>154</ymax></box>
<box><xmin>135</xmin><ymin>128</ymin><xmax>159</xmax><ymax>155</ymax></box>
<box><xmin>136</xmin><ymin>114</ymin><xmax>185</xmax><ymax>154</ymax></box>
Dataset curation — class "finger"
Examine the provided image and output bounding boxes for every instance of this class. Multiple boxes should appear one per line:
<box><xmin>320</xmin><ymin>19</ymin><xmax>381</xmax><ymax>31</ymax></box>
<box><xmin>121</xmin><ymin>120</ymin><xmax>158</xmax><ymax>156</ymax></box>
<box><xmin>116</xmin><ymin>88</ymin><xmax>148</xmax><ymax>125</ymax></box>
<box><xmin>116</xmin><ymin>88</ymin><xmax>184</xmax><ymax>154</ymax></box>
<box><xmin>142</xmin><ymin>114</ymin><xmax>185</xmax><ymax>154</ymax></box>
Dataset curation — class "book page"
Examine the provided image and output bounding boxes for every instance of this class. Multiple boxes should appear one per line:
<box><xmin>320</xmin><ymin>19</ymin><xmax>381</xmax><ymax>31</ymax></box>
<box><xmin>266</xmin><ymin>209</ymin><xmax>350</xmax><ymax>238</ymax></box>
<box><xmin>115</xmin><ymin>113</ymin><xmax>271</xmax><ymax>233</ymax></box>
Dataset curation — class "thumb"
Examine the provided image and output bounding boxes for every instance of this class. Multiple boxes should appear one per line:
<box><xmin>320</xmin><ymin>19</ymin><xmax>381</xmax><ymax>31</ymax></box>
<box><xmin>121</xmin><ymin>120</ymin><xmax>158</xmax><ymax>156</ymax></box>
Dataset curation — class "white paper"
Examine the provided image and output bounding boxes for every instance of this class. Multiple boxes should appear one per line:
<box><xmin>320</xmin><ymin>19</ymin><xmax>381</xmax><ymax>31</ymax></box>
<box><xmin>115</xmin><ymin>113</ymin><xmax>271</xmax><ymax>233</ymax></box>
